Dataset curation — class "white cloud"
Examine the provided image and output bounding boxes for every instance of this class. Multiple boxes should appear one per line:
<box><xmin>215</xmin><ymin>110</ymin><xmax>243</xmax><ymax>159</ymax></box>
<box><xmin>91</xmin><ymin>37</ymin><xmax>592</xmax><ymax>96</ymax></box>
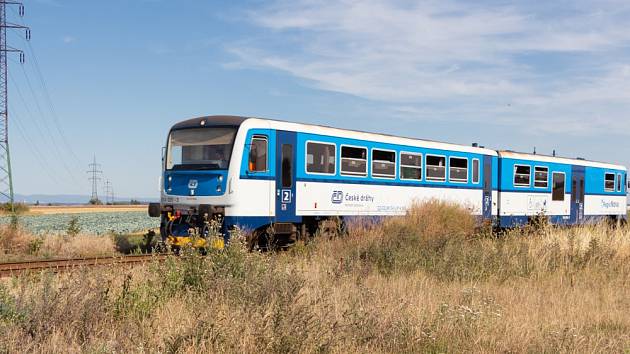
<box><xmin>62</xmin><ymin>36</ymin><xmax>76</xmax><ymax>44</ymax></box>
<box><xmin>229</xmin><ymin>0</ymin><xmax>630</xmax><ymax>135</ymax></box>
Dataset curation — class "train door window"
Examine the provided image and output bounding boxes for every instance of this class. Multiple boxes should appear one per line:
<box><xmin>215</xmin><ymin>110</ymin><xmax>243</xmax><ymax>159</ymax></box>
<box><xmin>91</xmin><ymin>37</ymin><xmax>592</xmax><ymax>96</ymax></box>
<box><xmin>514</xmin><ymin>165</ymin><xmax>531</xmax><ymax>187</ymax></box>
<box><xmin>534</xmin><ymin>166</ymin><xmax>549</xmax><ymax>188</ymax></box>
<box><xmin>552</xmin><ymin>173</ymin><xmax>565</xmax><ymax>201</ymax></box>
<box><xmin>426</xmin><ymin>155</ymin><xmax>446</xmax><ymax>181</ymax></box>
<box><xmin>617</xmin><ymin>173</ymin><xmax>622</xmax><ymax>192</ymax></box>
<box><xmin>400</xmin><ymin>152</ymin><xmax>422</xmax><ymax>181</ymax></box>
<box><xmin>248</xmin><ymin>135</ymin><xmax>268</xmax><ymax>172</ymax></box>
<box><xmin>472</xmin><ymin>159</ymin><xmax>480</xmax><ymax>184</ymax></box>
<box><xmin>306</xmin><ymin>142</ymin><xmax>336</xmax><ymax>175</ymax></box>
<box><xmin>372</xmin><ymin>149</ymin><xmax>396</xmax><ymax>178</ymax></box>
<box><xmin>340</xmin><ymin>146</ymin><xmax>367</xmax><ymax>177</ymax></box>
<box><xmin>281</xmin><ymin>144</ymin><xmax>292</xmax><ymax>188</ymax></box>
<box><xmin>449</xmin><ymin>157</ymin><xmax>468</xmax><ymax>183</ymax></box>
<box><xmin>604</xmin><ymin>173</ymin><xmax>615</xmax><ymax>192</ymax></box>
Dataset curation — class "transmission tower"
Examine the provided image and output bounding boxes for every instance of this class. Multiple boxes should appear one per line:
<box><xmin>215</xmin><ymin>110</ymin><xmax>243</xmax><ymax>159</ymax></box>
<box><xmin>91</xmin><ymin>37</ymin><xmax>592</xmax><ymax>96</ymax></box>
<box><xmin>0</xmin><ymin>1</ymin><xmax>30</xmax><ymax>208</ymax></box>
<box><xmin>86</xmin><ymin>155</ymin><xmax>102</xmax><ymax>204</ymax></box>
<box><xmin>103</xmin><ymin>179</ymin><xmax>114</xmax><ymax>204</ymax></box>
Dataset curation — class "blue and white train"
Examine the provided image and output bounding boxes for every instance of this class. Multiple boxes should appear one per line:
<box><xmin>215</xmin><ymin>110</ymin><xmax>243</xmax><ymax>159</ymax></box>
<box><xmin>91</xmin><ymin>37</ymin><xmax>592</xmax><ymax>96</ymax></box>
<box><xmin>148</xmin><ymin>115</ymin><xmax>628</xmax><ymax>248</ymax></box>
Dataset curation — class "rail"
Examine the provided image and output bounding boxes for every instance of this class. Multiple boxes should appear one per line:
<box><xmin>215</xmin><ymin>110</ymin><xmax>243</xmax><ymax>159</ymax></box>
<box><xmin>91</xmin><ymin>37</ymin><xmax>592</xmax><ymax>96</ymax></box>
<box><xmin>0</xmin><ymin>254</ymin><xmax>169</xmax><ymax>277</ymax></box>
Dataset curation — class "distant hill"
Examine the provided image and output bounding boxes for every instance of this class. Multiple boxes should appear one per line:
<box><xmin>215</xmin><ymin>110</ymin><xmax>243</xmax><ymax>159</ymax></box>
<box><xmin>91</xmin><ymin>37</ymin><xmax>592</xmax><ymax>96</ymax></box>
<box><xmin>13</xmin><ymin>194</ymin><xmax>159</xmax><ymax>205</ymax></box>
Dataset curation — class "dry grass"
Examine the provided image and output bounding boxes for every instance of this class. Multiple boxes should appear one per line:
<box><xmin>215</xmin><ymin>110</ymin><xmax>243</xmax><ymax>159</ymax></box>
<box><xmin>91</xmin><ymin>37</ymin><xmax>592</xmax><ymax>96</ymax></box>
<box><xmin>0</xmin><ymin>224</ymin><xmax>117</xmax><ymax>262</ymax></box>
<box><xmin>1</xmin><ymin>201</ymin><xmax>629</xmax><ymax>353</ymax></box>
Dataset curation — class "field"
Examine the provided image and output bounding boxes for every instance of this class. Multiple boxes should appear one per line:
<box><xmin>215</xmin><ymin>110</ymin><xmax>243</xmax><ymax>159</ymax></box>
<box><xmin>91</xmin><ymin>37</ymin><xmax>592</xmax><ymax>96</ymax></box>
<box><xmin>0</xmin><ymin>206</ymin><xmax>157</xmax><ymax>261</ymax></box>
<box><xmin>25</xmin><ymin>205</ymin><xmax>148</xmax><ymax>215</ymax></box>
<box><xmin>0</xmin><ymin>202</ymin><xmax>629</xmax><ymax>352</ymax></box>
<box><xmin>0</xmin><ymin>208</ymin><xmax>156</xmax><ymax>236</ymax></box>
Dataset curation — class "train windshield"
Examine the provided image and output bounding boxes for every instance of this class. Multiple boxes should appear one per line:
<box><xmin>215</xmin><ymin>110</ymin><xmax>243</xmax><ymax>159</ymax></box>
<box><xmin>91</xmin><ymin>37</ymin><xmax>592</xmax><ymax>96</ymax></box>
<box><xmin>166</xmin><ymin>127</ymin><xmax>237</xmax><ymax>170</ymax></box>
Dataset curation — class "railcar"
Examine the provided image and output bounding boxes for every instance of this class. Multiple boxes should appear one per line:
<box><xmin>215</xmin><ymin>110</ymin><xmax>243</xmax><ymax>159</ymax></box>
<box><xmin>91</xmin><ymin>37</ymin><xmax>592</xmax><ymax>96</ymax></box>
<box><xmin>148</xmin><ymin>115</ymin><xmax>627</xmax><ymax>249</ymax></box>
<box><xmin>497</xmin><ymin>151</ymin><xmax>627</xmax><ymax>227</ymax></box>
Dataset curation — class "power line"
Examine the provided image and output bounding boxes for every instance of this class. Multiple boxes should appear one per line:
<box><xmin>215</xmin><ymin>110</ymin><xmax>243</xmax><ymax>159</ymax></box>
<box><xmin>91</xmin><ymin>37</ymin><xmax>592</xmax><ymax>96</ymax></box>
<box><xmin>7</xmin><ymin>69</ymin><xmax>80</xmax><ymax>185</ymax></box>
<box><xmin>11</xmin><ymin>58</ymin><xmax>81</xmax><ymax>185</ymax></box>
<box><xmin>8</xmin><ymin>109</ymin><xmax>63</xmax><ymax>186</ymax></box>
<box><xmin>0</xmin><ymin>0</ymin><xmax>30</xmax><ymax>207</ymax></box>
<box><xmin>10</xmin><ymin>7</ymin><xmax>83</xmax><ymax>168</ymax></box>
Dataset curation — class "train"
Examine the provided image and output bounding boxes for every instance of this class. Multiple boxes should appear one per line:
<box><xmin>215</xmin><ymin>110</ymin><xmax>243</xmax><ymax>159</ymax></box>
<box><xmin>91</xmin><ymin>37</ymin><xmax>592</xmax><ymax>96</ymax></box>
<box><xmin>148</xmin><ymin>115</ymin><xmax>628</xmax><ymax>250</ymax></box>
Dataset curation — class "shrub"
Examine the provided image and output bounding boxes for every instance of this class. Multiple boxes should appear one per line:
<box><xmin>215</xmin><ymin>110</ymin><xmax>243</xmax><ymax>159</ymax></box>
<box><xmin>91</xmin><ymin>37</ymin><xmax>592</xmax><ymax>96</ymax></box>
<box><xmin>0</xmin><ymin>203</ymin><xmax>29</xmax><ymax>214</ymax></box>
<box><xmin>66</xmin><ymin>216</ymin><xmax>81</xmax><ymax>237</ymax></box>
<box><xmin>0</xmin><ymin>224</ymin><xmax>35</xmax><ymax>256</ymax></box>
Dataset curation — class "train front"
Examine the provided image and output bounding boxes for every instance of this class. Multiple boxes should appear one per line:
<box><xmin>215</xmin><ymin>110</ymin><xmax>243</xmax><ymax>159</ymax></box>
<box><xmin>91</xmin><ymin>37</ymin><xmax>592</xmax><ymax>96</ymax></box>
<box><xmin>149</xmin><ymin>116</ymin><xmax>244</xmax><ymax>251</ymax></box>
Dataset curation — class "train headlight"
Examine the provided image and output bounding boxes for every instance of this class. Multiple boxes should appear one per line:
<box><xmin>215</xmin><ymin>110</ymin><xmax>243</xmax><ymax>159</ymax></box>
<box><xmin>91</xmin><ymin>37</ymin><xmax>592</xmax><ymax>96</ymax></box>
<box><xmin>216</xmin><ymin>185</ymin><xmax>222</xmax><ymax>192</ymax></box>
<box><xmin>218</xmin><ymin>175</ymin><xmax>223</xmax><ymax>182</ymax></box>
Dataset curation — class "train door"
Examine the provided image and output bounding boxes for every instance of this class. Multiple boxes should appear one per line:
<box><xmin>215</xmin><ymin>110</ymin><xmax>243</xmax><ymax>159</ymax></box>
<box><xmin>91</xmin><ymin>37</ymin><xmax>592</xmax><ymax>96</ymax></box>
<box><xmin>275</xmin><ymin>131</ymin><xmax>300</xmax><ymax>222</ymax></box>
<box><xmin>570</xmin><ymin>165</ymin><xmax>585</xmax><ymax>224</ymax></box>
<box><xmin>482</xmin><ymin>155</ymin><xmax>493</xmax><ymax>220</ymax></box>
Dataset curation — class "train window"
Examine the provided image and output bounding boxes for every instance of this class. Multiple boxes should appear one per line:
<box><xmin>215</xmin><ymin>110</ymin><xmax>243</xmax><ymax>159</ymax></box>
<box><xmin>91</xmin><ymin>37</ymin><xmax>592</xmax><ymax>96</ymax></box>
<box><xmin>534</xmin><ymin>166</ymin><xmax>549</xmax><ymax>188</ymax></box>
<box><xmin>604</xmin><ymin>173</ymin><xmax>615</xmax><ymax>192</ymax></box>
<box><xmin>552</xmin><ymin>173</ymin><xmax>565</xmax><ymax>201</ymax></box>
<box><xmin>167</xmin><ymin>127</ymin><xmax>237</xmax><ymax>170</ymax></box>
<box><xmin>514</xmin><ymin>165</ymin><xmax>531</xmax><ymax>187</ymax></box>
<box><xmin>472</xmin><ymin>159</ymin><xmax>480</xmax><ymax>184</ymax></box>
<box><xmin>400</xmin><ymin>152</ymin><xmax>422</xmax><ymax>181</ymax></box>
<box><xmin>341</xmin><ymin>146</ymin><xmax>367</xmax><ymax>176</ymax></box>
<box><xmin>449</xmin><ymin>157</ymin><xmax>468</xmax><ymax>183</ymax></box>
<box><xmin>617</xmin><ymin>173</ymin><xmax>622</xmax><ymax>192</ymax></box>
<box><xmin>281</xmin><ymin>144</ymin><xmax>293</xmax><ymax>188</ymax></box>
<box><xmin>372</xmin><ymin>149</ymin><xmax>396</xmax><ymax>178</ymax></box>
<box><xmin>426</xmin><ymin>155</ymin><xmax>446</xmax><ymax>181</ymax></box>
<box><xmin>306</xmin><ymin>142</ymin><xmax>336</xmax><ymax>175</ymax></box>
<box><xmin>248</xmin><ymin>135</ymin><xmax>268</xmax><ymax>172</ymax></box>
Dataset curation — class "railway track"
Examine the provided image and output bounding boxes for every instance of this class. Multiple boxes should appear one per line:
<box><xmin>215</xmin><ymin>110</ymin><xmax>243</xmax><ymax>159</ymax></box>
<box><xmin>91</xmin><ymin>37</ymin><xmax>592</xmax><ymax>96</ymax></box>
<box><xmin>0</xmin><ymin>254</ymin><xmax>169</xmax><ymax>277</ymax></box>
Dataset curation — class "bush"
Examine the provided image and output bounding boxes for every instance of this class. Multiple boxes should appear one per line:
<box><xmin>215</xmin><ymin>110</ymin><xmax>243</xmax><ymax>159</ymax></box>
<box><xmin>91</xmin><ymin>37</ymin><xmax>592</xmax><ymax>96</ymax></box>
<box><xmin>0</xmin><ymin>203</ymin><xmax>29</xmax><ymax>214</ymax></box>
<box><xmin>66</xmin><ymin>216</ymin><xmax>81</xmax><ymax>237</ymax></box>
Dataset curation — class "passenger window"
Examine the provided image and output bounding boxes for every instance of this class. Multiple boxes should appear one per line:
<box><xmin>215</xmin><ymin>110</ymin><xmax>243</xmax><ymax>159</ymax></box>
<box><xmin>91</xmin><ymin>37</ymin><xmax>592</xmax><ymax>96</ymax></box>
<box><xmin>281</xmin><ymin>144</ymin><xmax>292</xmax><ymax>188</ymax></box>
<box><xmin>248</xmin><ymin>135</ymin><xmax>268</xmax><ymax>172</ymax></box>
<box><xmin>400</xmin><ymin>153</ymin><xmax>422</xmax><ymax>181</ymax></box>
<box><xmin>604</xmin><ymin>173</ymin><xmax>615</xmax><ymax>192</ymax></box>
<box><xmin>340</xmin><ymin>146</ymin><xmax>367</xmax><ymax>176</ymax></box>
<box><xmin>472</xmin><ymin>159</ymin><xmax>480</xmax><ymax>184</ymax></box>
<box><xmin>449</xmin><ymin>157</ymin><xmax>468</xmax><ymax>182</ymax></box>
<box><xmin>617</xmin><ymin>173</ymin><xmax>622</xmax><ymax>192</ymax></box>
<box><xmin>426</xmin><ymin>155</ymin><xmax>446</xmax><ymax>181</ymax></box>
<box><xmin>552</xmin><ymin>173</ymin><xmax>565</xmax><ymax>201</ymax></box>
<box><xmin>534</xmin><ymin>166</ymin><xmax>549</xmax><ymax>188</ymax></box>
<box><xmin>372</xmin><ymin>149</ymin><xmax>396</xmax><ymax>178</ymax></box>
<box><xmin>514</xmin><ymin>165</ymin><xmax>531</xmax><ymax>187</ymax></box>
<box><xmin>306</xmin><ymin>142</ymin><xmax>336</xmax><ymax>175</ymax></box>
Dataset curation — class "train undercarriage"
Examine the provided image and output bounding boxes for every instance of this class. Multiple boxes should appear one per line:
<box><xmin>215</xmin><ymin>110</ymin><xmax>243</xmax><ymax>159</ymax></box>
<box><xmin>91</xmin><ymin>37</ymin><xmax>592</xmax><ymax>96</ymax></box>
<box><xmin>149</xmin><ymin>202</ymin><xmax>345</xmax><ymax>252</ymax></box>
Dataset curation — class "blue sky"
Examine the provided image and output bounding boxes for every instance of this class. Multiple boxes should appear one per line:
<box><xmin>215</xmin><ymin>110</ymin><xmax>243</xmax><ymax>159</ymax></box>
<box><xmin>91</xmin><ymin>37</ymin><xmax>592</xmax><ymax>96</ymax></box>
<box><xmin>6</xmin><ymin>0</ymin><xmax>630</xmax><ymax>199</ymax></box>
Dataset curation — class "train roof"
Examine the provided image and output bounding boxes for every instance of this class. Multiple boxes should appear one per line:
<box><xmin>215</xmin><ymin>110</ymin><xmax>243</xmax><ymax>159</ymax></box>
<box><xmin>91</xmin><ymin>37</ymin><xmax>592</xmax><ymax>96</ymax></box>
<box><xmin>498</xmin><ymin>151</ymin><xmax>626</xmax><ymax>170</ymax></box>
<box><xmin>170</xmin><ymin>115</ymin><xmax>247</xmax><ymax>130</ymax></box>
<box><xmin>172</xmin><ymin>115</ymin><xmax>497</xmax><ymax>155</ymax></box>
<box><xmin>169</xmin><ymin>116</ymin><xmax>626</xmax><ymax>170</ymax></box>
